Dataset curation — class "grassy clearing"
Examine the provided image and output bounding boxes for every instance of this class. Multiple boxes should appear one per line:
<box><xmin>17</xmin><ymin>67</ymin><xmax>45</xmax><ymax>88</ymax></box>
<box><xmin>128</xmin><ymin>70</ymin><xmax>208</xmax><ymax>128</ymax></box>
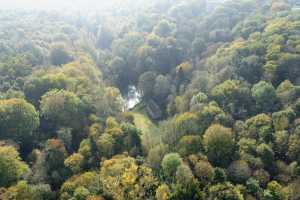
<box><xmin>130</xmin><ymin>104</ymin><xmax>161</xmax><ymax>151</ymax></box>
<box><xmin>132</xmin><ymin>112</ymin><xmax>154</xmax><ymax>135</ymax></box>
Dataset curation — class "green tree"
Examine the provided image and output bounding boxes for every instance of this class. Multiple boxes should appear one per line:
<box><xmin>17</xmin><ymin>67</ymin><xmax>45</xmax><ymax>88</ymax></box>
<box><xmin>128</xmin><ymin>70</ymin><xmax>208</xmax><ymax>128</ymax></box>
<box><xmin>251</xmin><ymin>81</ymin><xmax>280</xmax><ymax>113</ymax></box>
<box><xmin>45</xmin><ymin>139</ymin><xmax>68</xmax><ymax>187</ymax></box>
<box><xmin>274</xmin><ymin>131</ymin><xmax>289</xmax><ymax>160</ymax></box>
<box><xmin>288</xmin><ymin>134</ymin><xmax>300</xmax><ymax>163</ymax></box>
<box><xmin>96</xmin><ymin>133</ymin><xmax>115</xmax><ymax>159</ymax></box>
<box><xmin>153</xmin><ymin>74</ymin><xmax>171</xmax><ymax>103</ymax></box>
<box><xmin>246</xmin><ymin>178</ymin><xmax>261</xmax><ymax>196</ymax></box>
<box><xmin>161</xmin><ymin>153</ymin><xmax>183</xmax><ymax>178</ymax></box>
<box><xmin>40</xmin><ymin>89</ymin><xmax>85</xmax><ymax>129</ymax></box>
<box><xmin>176</xmin><ymin>164</ymin><xmax>194</xmax><ymax>186</ymax></box>
<box><xmin>192</xmin><ymin>37</ymin><xmax>206</xmax><ymax>58</ymax></box>
<box><xmin>253</xmin><ymin>169</ymin><xmax>270</xmax><ymax>187</ymax></box>
<box><xmin>174</xmin><ymin>112</ymin><xmax>199</xmax><ymax>137</ymax></box>
<box><xmin>246</xmin><ymin>113</ymin><xmax>273</xmax><ymax>142</ymax></box>
<box><xmin>0</xmin><ymin>146</ymin><xmax>29</xmax><ymax>187</ymax></box>
<box><xmin>190</xmin><ymin>92</ymin><xmax>208</xmax><ymax>111</ymax></box>
<box><xmin>121</xmin><ymin>123</ymin><xmax>142</xmax><ymax>156</ymax></box>
<box><xmin>263</xmin><ymin>181</ymin><xmax>286</xmax><ymax>200</ymax></box>
<box><xmin>73</xmin><ymin>186</ymin><xmax>90</xmax><ymax>200</ymax></box>
<box><xmin>177</xmin><ymin>135</ymin><xmax>202</xmax><ymax>157</ymax></box>
<box><xmin>208</xmin><ymin>182</ymin><xmax>244</xmax><ymax>200</ymax></box>
<box><xmin>272</xmin><ymin>108</ymin><xmax>295</xmax><ymax>131</ymax></box>
<box><xmin>50</xmin><ymin>45</ymin><xmax>72</xmax><ymax>66</ymax></box>
<box><xmin>64</xmin><ymin>153</ymin><xmax>84</xmax><ymax>174</ymax></box>
<box><xmin>0</xmin><ymin>98</ymin><xmax>39</xmax><ymax>146</ymax></box>
<box><xmin>227</xmin><ymin>160</ymin><xmax>251</xmax><ymax>184</ymax></box>
<box><xmin>147</xmin><ymin>144</ymin><xmax>168</xmax><ymax>170</ymax></box>
<box><xmin>60</xmin><ymin>172</ymin><xmax>102</xmax><ymax>200</ymax></box>
<box><xmin>211</xmin><ymin>80</ymin><xmax>252</xmax><ymax>119</ymax></box>
<box><xmin>203</xmin><ymin>124</ymin><xmax>235</xmax><ymax>167</ymax></box>
<box><xmin>275</xmin><ymin>53</ymin><xmax>300</xmax><ymax>86</ymax></box>
<box><xmin>171</xmin><ymin>180</ymin><xmax>203</xmax><ymax>200</ymax></box>
<box><xmin>109</xmin><ymin>56</ymin><xmax>132</xmax><ymax>91</ymax></box>
<box><xmin>276</xmin><ymin>80</ymin><xmax>299</xmax><ymax>106</ymax></box>
<box><xmin>194</xmin><ymin>160</ymin><xmax>214</xmax><ymax>185</ymax></box>
<box><xmin>256</xmin><ymin>143</ymin><xmax>275</xmax><ymax>167</ymax></box>
<box><xmin>197</xmin><ymin>102</ymin><xmax>229</xmax><ymax>134</ymax></box>
<box><xmin>1</xmin><ymin>181</ymin><xmax>54</xmax><ymax>200</ymax></box>
<box><xmin>153</xmin><ymin>19</ymin><xmax>175</xmax><ymax>37</ymax></box>
<box><xmin>238</xmin><ymin>55</ymin><xmax>264</xmax><ymax>84</ymax></box>
<box><xmin>96</xmin><ymin>25</ymin><xmax>114</xmax><ymax>49</ymax></box>
<box><xmin>24</xmin><ymin>73</ymin><xmax>69</xmax><ymax>106</ymax></box>
<box><xmin>138</xmin><ymin>71</ymin><xmax>157</xmax><ymax>99</ymax></box>
<box><xmin>212</xmin><ymin>168</ymin><xmax>227</xmax><ymax>183</ymax></box>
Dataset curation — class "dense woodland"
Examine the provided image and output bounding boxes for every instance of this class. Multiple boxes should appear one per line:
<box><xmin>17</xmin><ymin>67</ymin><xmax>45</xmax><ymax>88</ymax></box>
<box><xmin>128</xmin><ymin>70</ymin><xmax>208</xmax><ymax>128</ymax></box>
<box><xmin>0</xmin><ymin>0</ymin><xmax>300</xmax><ymax>199</ymax></box>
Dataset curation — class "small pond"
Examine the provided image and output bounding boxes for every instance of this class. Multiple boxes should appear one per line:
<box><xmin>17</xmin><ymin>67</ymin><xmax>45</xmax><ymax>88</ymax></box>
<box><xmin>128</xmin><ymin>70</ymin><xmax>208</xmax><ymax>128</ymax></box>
<box><xmin>124</xmin><ymin>85</ymin><xmax>141</xmax><ymax>110</ymax></box>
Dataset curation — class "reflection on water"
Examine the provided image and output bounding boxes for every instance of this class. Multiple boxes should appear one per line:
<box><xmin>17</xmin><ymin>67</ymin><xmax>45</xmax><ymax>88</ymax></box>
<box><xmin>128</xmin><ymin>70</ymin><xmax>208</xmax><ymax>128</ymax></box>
<box><xmin>125</xmin><ymin>85</ymin><xmax>141</xmax><ymax>110</ymax></box>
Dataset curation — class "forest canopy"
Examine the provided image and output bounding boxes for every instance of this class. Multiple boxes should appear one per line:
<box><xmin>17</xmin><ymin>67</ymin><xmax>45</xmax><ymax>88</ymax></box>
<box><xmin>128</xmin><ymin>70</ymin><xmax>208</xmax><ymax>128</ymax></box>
<box><xmin>0</xmin><ymin>0</ymin><xmax>300</xmax><ymax>199</ymax></box>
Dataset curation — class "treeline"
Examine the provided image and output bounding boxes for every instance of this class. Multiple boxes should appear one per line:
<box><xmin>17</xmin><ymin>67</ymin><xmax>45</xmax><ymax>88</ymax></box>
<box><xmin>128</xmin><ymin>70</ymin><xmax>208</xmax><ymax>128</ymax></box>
<box><xmin>0</xmin><ymin>0</ymin><xmax>300</xmax><ymax>199</ymax></box>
